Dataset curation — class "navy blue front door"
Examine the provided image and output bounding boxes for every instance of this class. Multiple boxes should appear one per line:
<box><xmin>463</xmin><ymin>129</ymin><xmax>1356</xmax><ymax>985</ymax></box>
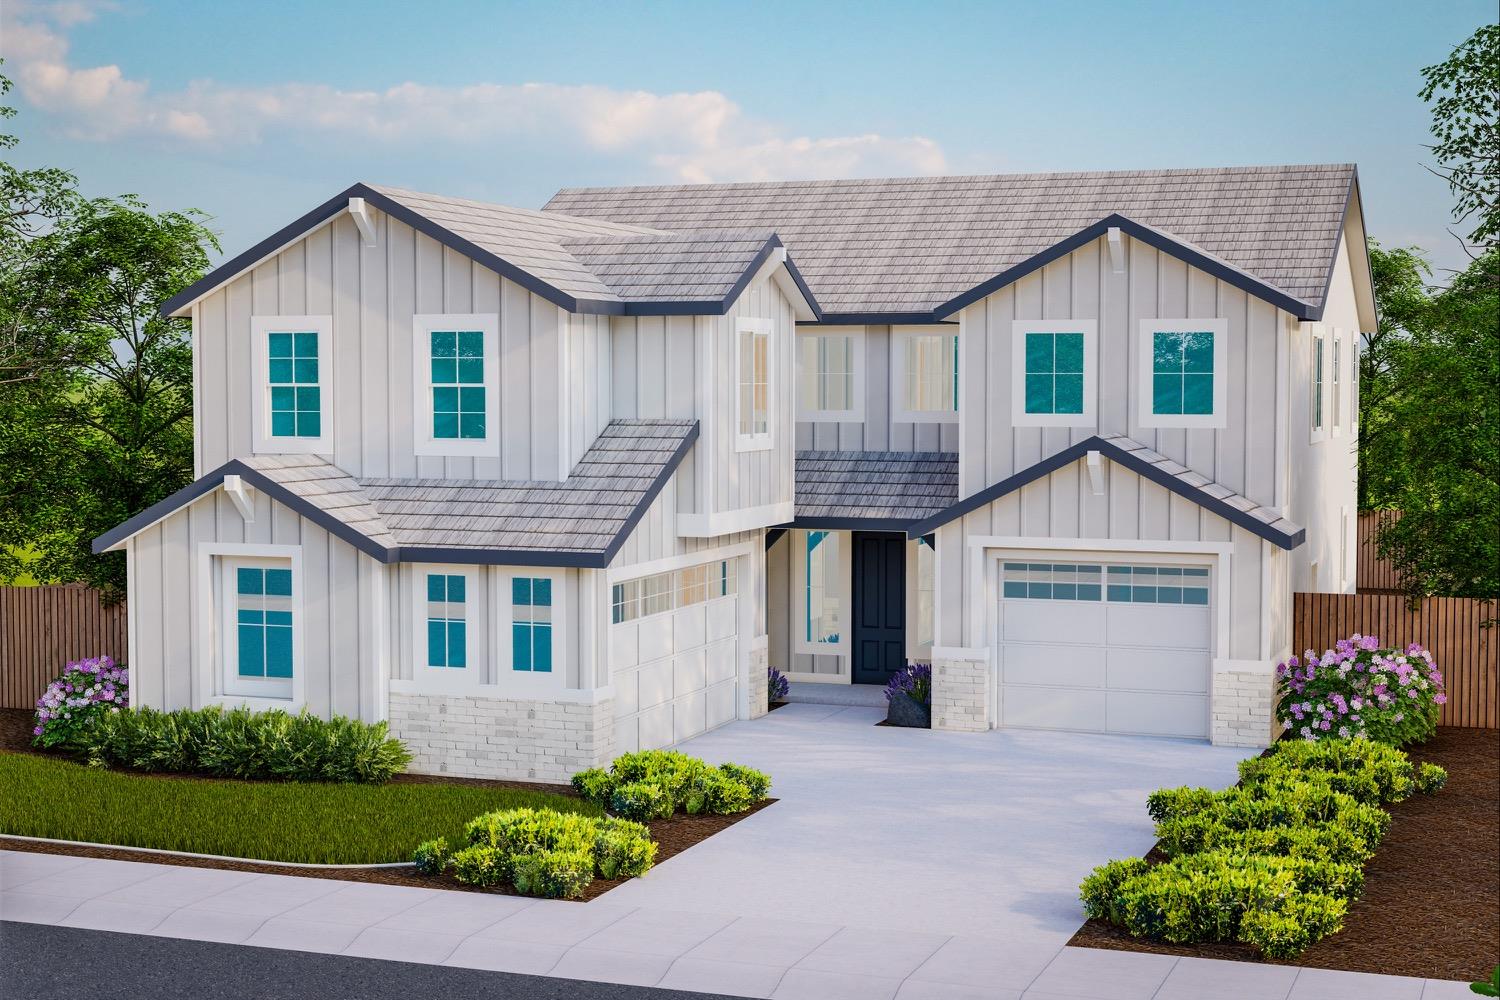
<box><xmin>852</xmin><ymin>532</ymin><xmax>906</xmax><ymax>685</ymax></box>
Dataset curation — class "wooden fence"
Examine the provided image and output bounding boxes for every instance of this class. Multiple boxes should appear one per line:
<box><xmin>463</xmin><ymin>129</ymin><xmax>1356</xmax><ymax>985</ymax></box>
<box><xmin>1356</xmin><ymin>510</ymin><xmax>1404</xmax><ymax>593</ymax></box>
<box><xmin>0</xmin><ymin>586</ymin><xmax>127</xmax><ymax>710</ymax></box>
<box><xmin>1294</xmin><ymin>592</ymin><xmax>1497</xmax><ymax>729</ymax></box>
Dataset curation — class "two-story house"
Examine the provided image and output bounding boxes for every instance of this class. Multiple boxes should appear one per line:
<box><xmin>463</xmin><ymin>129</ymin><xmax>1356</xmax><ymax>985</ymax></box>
<box><xmin>94</xmin><ymin>164</ymin><xmax>1373</xmax><ymax>780</ymax></box>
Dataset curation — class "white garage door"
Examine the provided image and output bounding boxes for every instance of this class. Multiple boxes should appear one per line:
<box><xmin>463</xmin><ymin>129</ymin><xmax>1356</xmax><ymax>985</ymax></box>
<box><xmin>996</xmin><ymin>560</ymin><xmax>1211</xmax><ymax>739</ymax></box>
<box><xmin>610</xmin><ymin>560</ymin><xmax>740</xmax><ymax>754</ymax></box>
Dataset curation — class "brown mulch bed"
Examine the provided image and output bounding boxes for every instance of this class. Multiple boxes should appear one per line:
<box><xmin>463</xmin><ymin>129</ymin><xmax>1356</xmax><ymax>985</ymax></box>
<box><xmin>0</xmin><ymin>707</ymin><xmax>776</xmax><ymax>902</ymax></box>
<box><xmin>1068</xmin><ymin>726</ymin><xmax>1500</xmax><ymax>982</ymax></box>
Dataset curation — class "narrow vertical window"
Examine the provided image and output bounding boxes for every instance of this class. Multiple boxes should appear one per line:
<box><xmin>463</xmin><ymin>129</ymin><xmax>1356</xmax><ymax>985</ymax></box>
<box><xmin>1313</xmin><ymin>334</ymin><xmax>1325</xmax><ymax>431</ymax></box>
<box><xmin>1152</xmin><ymin>330</ymin><xmax>1215</xmax><ymax>416</ymax></box>
<box><xmin>412</xmin><ymin>314</ymin><xmax>498</xmax><ymax>457</ymax></box>
<box><xmin>430</xmin><ymin>330</ymin><xmax>486</xmax><ymax>440</ymax></box>
<box><xmin>267</xmin><ymin>332</ymin><xmax>321</xmax><ymax>438</ymax></box>
<box><xmin>916</xmin><ymin>537</ymin><xmax>934</xmax><ymax>647</ymax></box>
<box><xmin>512</xmin><ymin>577</ymin><xmax>553</xmax><ymax>673</ymax></box>
<box><xmin>425</xmin><ymin>573</ymin><xmax>467</xmax><ymax>669</ymax></box>
<box><xmin>804</xmin><ymin>531</ymin><xmax>840</xmax><ymax>645</ymax></box>
<box><xmin>236</xmin><ymin>566</ymin><xmax>294</xmax><ymax>679</ymax></box>
<box><xmin>737</xmin><ymin>322</ymin><xmax>771</xmax><ymax>446</ymax></box>
<box><xmin>1332</xmin><ymin>336</ymin><xmax>1341</xmax><ymax>431</ymax></box>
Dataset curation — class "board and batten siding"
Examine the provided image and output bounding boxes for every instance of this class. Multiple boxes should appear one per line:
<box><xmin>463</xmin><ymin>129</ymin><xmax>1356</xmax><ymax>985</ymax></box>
<box><xmin>126</xmin><ymin>489</ymin><xmax>385</xmax><ymax>722</ymax></box>
<box><xmin>957</xmin><ymin>233</ymin><xmax>1287</xmax><ymax>511</ymax></box>
<box><xmin>795</xmin><ymin>325</ymin><xmax>960</xmax><ymax>453</ymax></box>
<box><xmin>193</xmin><ymin>206</ymin><xmax>572</xmax><ymax>483</ymax></box>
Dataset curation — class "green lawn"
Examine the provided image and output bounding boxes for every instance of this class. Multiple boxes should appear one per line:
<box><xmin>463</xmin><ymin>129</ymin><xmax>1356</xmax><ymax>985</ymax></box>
<box><xmin>0</xmin><ymin>752</ymin><xmax>601</xmax><ymax>864</ymax></box>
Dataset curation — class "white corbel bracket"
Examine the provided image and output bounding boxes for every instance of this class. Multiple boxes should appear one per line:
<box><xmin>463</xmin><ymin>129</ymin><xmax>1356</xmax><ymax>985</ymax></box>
<box><xmin>223</xmin><ymin>474</ymin><xmax>256</xmax><ymax>523</ymax></box>
<box><xmin>1107</xmin><ymin>226</ymin><xmax>1125</xmax><ymax>274</ymax></box>
<box><xmin>349</xmin><ymin>197</ymin><xmax>377</xmax><ymax>247</ymax></box>
<box><xmin>1086</xmin><ymin>449</ymin><xmax>1105</xmax><ymax>496</ymax></box>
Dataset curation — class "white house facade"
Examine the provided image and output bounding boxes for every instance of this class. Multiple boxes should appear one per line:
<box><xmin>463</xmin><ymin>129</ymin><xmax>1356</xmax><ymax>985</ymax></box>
<box><xmin>96</xmin><ymin>165</ymin><xmax>1373</xmax><ymax>779</ymax></box>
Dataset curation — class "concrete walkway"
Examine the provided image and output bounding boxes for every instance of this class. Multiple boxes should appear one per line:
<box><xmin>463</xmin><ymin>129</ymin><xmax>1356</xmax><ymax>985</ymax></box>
<box><xmin>0</xmin><ymin>705</ymin><xmax>1474</xmax><ymax>997</ymax></box>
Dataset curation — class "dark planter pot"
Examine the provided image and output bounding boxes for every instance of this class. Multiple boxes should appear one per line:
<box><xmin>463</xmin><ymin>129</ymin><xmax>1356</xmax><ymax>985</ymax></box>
<box><xmin>886</xmin><ymin>693</ymin><xmax>932</xmax><ymax>728</ymax></box>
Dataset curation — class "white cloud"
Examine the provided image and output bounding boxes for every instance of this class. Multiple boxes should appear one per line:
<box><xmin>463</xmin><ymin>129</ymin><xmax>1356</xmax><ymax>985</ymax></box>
<box><xmin>2</xmin><ymin>1</ymin><xmax>947</xmax><ymax>183</ymax></box>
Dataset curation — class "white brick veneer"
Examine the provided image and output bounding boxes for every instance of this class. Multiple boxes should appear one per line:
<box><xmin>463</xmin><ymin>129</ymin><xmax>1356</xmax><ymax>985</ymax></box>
<box><xmin>1211</xmin><ymin>669</ymin><xmax>1277</xmax><ymax>748</ymax></box>
<box><xmin>748</xmin><ymin>641</ymin><xmax>769</xmax><ymax>719</ymax></box>
<box><xmin>390</xmin><ymin>692</ymin><xmax>613</xmax><ymax>783</ymax></box>
<box><xmin>932</xmin><ymin>654</ymin><xmax>990</xmax><ymax>732</ymax></box>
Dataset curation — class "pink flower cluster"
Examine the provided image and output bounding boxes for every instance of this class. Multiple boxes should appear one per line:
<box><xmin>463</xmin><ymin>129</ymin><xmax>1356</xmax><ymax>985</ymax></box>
<box><xmin>32</xmin><ymin>656</ymin><xmax>129</xmax><ymax>746</ymax></box>
<box><xmin>1274</xmin><ymin>634</ymin><xmax>1445</xmax><ymax>745</ymax></box>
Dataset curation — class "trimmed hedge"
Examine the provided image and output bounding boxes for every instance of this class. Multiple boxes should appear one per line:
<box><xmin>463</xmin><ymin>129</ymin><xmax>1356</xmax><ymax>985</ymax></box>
<box><xmin>69</xmin><ymin>706</ymin><xmax>411</xmax><ymax>783</ymax></box>
<box><xmin>570</xmin><ymin>749</ymin><xmax>771</xmax><ymax>821</ymax></box>
<box><xmin>415</xmin><ymin>807</ymin><xmax>657</xmax><ymax>899</ymax></box>
<box><xmin>1081</xmin><ymin>737</ymin><xmax>1444</xmax><ymax>958</ymax></box>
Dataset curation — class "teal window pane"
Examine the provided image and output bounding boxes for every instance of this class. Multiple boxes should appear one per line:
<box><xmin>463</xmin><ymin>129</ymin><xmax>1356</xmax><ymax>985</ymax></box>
<box><xmin>459</xmin><ymin>413</ymin><xmax>485</xmax><ymax>439</ymax></box>
<box><xmin>1024</xmin><ymin>373</ymin><xmax>1054</xmax><ymax>413</ymax></box>
<box><xmin>298</xmin><ymin>412</ymin><xmax>321</xmax><ymax>437</ymax></box>
<box><xmin>268</xmin><ymin>359</ymin><xmax>294</xmax><ymax>383</ymax></box>
<box><xmin>1027</xmin><ymin>582</ymin><xmax>1050</xmax><ymax>599</ymax></box>
<box><xmin>447</xmin><ymin>622</ymin><xmax>467</xmax><ymax>668</ymax></box>
<box><xmin>1183</xmin><ymin>374</ymin><xmax>1214</xmax><ymax>414</ymax></box>
<box><xmin>512</xmin><ymin>623</ymin><xmax>532</xmax><ymax>671</ymax></box>
<box><xmin>264</xmin><ymin>569</ymin><xmax>292</xmax><ymax>596</ymax></box>
<box><xmin>1055</xmin><ymin>333</ymin><xmax>1084</xmax><ymax>373</ymax></box>
<box><xmin>1054</xmin><ymin>373</ymin><xmax>1084</xmax><ymax>414</ymax></box>
<box><xmin>238</xmin><ymin>609</ymin><xmax>264</xmax><ymax>625</ymax></box>
<box><xmin>459</xmin><ymin>386</ymin><xmax>484</xmax><ymax>412</ymax></box>
<box><xmin>1077</xmin><ymin>584</ymin><xmax>1102</xmax><ymax>601</ymax></box>
<box><xmin>433</xmin><ymin>412</ymin><xmax>459</xmax><ymax>438</ymax></box>
<box><xmin>237</xmin><ymin>624</ymin><xmax>265</xmax><ymax>677</ymax></box>
<box><xmin>237</xmin><ymin>567</ymin><xmax>263</xmax><ymax>595</ymax></box>
<box><xmin>1107</xmin><ymin>566</ymin><xmax>1131</xmax><ymax>576</ymax></box>
<box><xmin>270</xmin><ymin>386</ymin><xmax>296</xmax><ymax>412</ymax></box>
<box><xmin>1004</xmin><ymin>562</ymin><xmax>1027</xmax><ymax>571</ymax></box>
<box><xmin>265</xmin><ymin>610</ymin><xmax>292</xmax><ymax>626</ymax></box>
<box><xmin>1157</xmin><ymin>587</ymin><xmax>1183</xmax><ymax>604</ymax></box>
<box><xmin>265</xmin><ymin>626</ymin><xmax>293</xmax><ymax>678</ymax></box>
<box><xmin>1028</xmin><ymin>563</ymin><xmax>1051</xmax><ymax>572</ymax></box>
<box><xmin>513</xmin><ymin>577</ymin><xmax>532</xmax><ymax>606</ymax></box>
<box><xmin>447</xmin><ymin>574</ymin><xmax>465</xmax><ymax>603</ymax></box>
<box><xmin>1025</xmin><ymin>333</ymin><xmax>1053</xmax><ymax>373</ymax></box>
<box><xmin>1152</xmin><ymin>333</ymin><xmax>1179</xmax><ymax>373</ymax></box>
<box><xmin>1132</xmin><ymin>586</ymin><xmax>1157</xmax><ymax>602</ymax></box>
<box><xmin>1078</xmin><ymin>565</ymin><xmax>1101</xmax><ymax>574</ymax></box>
<box><xmin>1003</xmin><ymin>581</ymin><xmax>1027</xmax><ymax>598</ymax></box>
<box><xmin>1183</xmin><ymin>568</ymin><xmax>1210</xmax><ymax>578</ymax></box>
<box><xmin>296</xmin><ymin>387</ymin><xmax>320</xmax><ymax>413</ymax></box>
<box><xmin>1183</xmin><ymin>333</ymin><xmax>1214</xmax><ymax>373</ymax></box>
<box><xmin>1156</xmin><ymin>567</ymin><xmax>1182</xmax><ymax>578</ymax></box>
<box><xmin>457</xmin><ymin>331</ymin><xmax>483</xmax><ymax>357</ymax></box>
<box><xmin>427</xmin><ymin>574</ymin><xmax>446</xmax><ymax>602</ymax></box>
<box><xmin>533</xmin><ymin>624</ymin><xmax>552</xmax><ymax>672</ymax></box>
<box><xmin>268</xmin><ymin>333</ymin><xmax>294</xmax><ymax>358</ymax></box>
<box><xmin>1153</xmin><ymin>373</ymin><xmax>1182</xmax><ymax>414</ymax></box>
<box><xmin>294</xmin><ymin>359</ymin><xmax>318</xmax><ymax>383</ymax></box>
<box><xmin>293</xmin><ymin>332</ymin><xmax>318</xmax><ymax>358</ymax></box>
<box><xmin>1053</xmin><ymin>583</ymin><xmax>1077</xmax><ymax>601</ymax></box>
<box><xmin>1107</xmin><ymin>585</ymin><xmax>1131</xmax><ymax>602</ymax></box>
<box><xmin>1053</xmin><ymin>565</ymin><xmax>1076</xmax><ymax>579</ymax></box>
<box><xmin>431</xmin><ymin>358</ymin><xmax>458</xmax><ymax>384</ymax></box>
<box><xmin>431</xmin><ymin>331</ymin><xmax>456</xmax><ymax>356</ymax></box>
<box><xmin>1183</xmin><ymin>588</ymin><xmax>1210</xmax><ymax>606</ymax></box>
<box><xmin>1133</xmin><ymin>566</ymin><xmax>1158</xmax><ymax>580</ymax></box>
<box><xmin>427</xmin><ymin>619</ymin><xmax>446</xmax><ymax>666</ymax></box>
<box><xmin>270</xmin><ymin>411</ymin><xmax>296</xmax><ymax>437</ymax></box>
<box><xmin>433</xmin><ymin>387</ymin><xmax>459</xmax><ymax>413</ymax></box>
<box><xmin>457</xmin><ymin>358</ymin><xmax>484</xmax><ymax>383</ymax></box>
<box><xmin>533</xmin><ymin>579</ymin><xmax>551</xmax><ymax>606</ymax></box>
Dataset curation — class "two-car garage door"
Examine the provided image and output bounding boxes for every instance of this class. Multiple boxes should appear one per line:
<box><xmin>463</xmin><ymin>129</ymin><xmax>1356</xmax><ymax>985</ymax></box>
<box><xmin>996</xmin><ymin>560</ymin><xmax>1212</xmax><ymax>739</ymax></box>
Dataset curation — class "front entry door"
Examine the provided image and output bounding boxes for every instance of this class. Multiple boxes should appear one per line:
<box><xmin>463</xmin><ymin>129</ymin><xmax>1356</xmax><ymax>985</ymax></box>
<box><xmin>851</xmin><ymin>532</ymin><xmax>906</xmax><ymax>685</ymax></box>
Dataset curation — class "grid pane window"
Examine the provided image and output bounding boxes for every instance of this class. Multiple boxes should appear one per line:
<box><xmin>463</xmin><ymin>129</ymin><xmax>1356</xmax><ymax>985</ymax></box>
<box><xmin>738</xmin><ymin>330</ymin><xmax>770</xmax><ymax>437</ymax></box>
<box><xmin>1105</xmin><ymin>565</ymin><xmax>1209</xmax><ymax>605</ymax></box>
<box><xmin>236</xmin><ymin>566</ymin><xmax>293</xmax><ymax>678</ymax></box>
<box><xmin>1151</xmin><ymin>330</ymin><xmax>1215</xmax><ymax>416</ymax></box>
<box><xmin>425</xmin><ymin>573</ymin><xmax>467</xmax><ymax>668</ymax></box>
<box><xmin>1001</xmin><ymin>563</ymin><xmax>1103</xmax><ymax>602</ymax></box>
<box><xmin>676</xmin><ymin>564</ymin><xmax>708</xmax><ymax>607</ymax></box>
<box><xmin>1312</xmin><ymin>336</ymin><xmax>1325</xmax><ymax>430</ymax></box>
<box><xmin>1023</xmin><ymin>332</ymin><xmax>1085</xmax><ymax>414</ymax></box>
<box><xmin>511</xmin><ymin>577</ymin><xmax>553</xmax><ymax>672</ymax></box>
<box><xmin>719</xmin><ymin>558</ymin><xmax>737</xmax><ymax>597</ymax></box>
<box><xmin>268</xmin><ymin>332</ymin><xmax>321</xmax><ymax>438</ymax></box>
<box><xmin>611</xmin><ymin>560</ymin><xmax>738</xmax><ymax>625</ymax></box>
<box><xmin>1332</xmin><ymin>338</ymin><xmax>1341</xmax><ymax>430</ymax></box>
<box><xmin>905</xmin><ymin>334</ymin><xmax>959</xmax><ymax>412</ymax></box>
<box><xmin>431</xmin><ymin>330</ymin><xmax>486</xmax><ymax>440</ymax></box>
<box><xmin>805</xmin><ymin>531</ymin><xmax>841</xmax><ymax>644</ymax></box>
<box><xmin>799</xmin><ymin>335</ymin><xmax>854</xmax><ymax>411</ymax></box>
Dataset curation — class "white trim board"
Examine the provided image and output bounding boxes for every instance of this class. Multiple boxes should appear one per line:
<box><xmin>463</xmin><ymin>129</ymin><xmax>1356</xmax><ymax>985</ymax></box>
<box><xmin>676</xmin><ymin>501</ymin><xmax>793</xmax><ymax>538</ymax></box>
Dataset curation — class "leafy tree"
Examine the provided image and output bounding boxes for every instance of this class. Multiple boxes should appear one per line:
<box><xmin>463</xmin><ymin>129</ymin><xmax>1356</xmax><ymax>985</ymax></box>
<box><xmin>1419</xmin><ymin>25</ymin><xmax>1499</xmax><ymax>249</ymax></box>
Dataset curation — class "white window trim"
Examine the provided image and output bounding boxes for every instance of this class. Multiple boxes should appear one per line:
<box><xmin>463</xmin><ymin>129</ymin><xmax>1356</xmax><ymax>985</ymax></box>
<box><xmin>791</xmin><ymin>529</ymin><xmax>848</xmax><ymax>656</ymax></box>
<box><xmin>411</xmin><ymin>564</ymin><xmax>483</xmax><ymax>692</ymax></box>
<box><xmin>194</xmin><ymin>542</ymin><xmax>306</xmax><ymax>712</ymax></box>
<box><xmin>1310</xmin><ymin>325</ymin><xmax>1328</xmax><ymax>444</ymax></box>
<box><xmin>734</xmin><ymin>317</ymin><xmax>774</xmax><ymax>452</ymax></box>
<box><xmin>891</xmin><ymin>325</ymin><xmax>960</xmax><ymax>424</ymax></box>
<box><xmin>251</xmin><ymin>315</ymin><xmax>334</xmax><ymax>456</ymax></box>
<box><xmin>411</xmin><ymin>313</ymin><xmax>501</xmax><ymax>458</ymax></box>
<box><xmin>1010</xmin><ymin>319</ymin><xmax>1098</xmax><ymax>428</ymax></box>
<box><xmin>1136</xmin><ymin>318</ymin><xmax>1229</xmax><ymax>429</ymax></box>
<box><xmin>1331</xmin><ymin>330</ymin><xmax>1343</xmax><ymax>438</ymax></box>
<box><xmin>796</xmin><ymin>328</ymin><xmax>867</xmax><ymax>422</ymax></box>
<box><xmin>496</xmin><ymin>567</ymin><xmax>565</xmax><ymax>690</ymax></box>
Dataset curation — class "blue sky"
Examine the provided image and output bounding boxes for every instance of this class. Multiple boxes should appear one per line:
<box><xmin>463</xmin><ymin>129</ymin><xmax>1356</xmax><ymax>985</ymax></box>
<box><xmin>3</xmin><ymin>0</ymin><xmax>1491</xmax><ymax>279</ymax></box>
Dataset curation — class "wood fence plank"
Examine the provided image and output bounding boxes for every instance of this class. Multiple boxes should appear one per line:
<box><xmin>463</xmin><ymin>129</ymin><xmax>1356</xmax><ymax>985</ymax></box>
<box><xmin>0</xmin><ymin>586</ymin><xmax>129</xmax><ymax>710</ymax></box>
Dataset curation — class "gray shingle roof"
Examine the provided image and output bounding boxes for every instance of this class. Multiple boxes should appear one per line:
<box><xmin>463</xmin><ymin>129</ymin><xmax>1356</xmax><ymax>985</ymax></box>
<box><xmin>95</xmin><ymin>420</ymin><xmax>698</xmax><ymax>567</ymax></box>
<box><xmin>561</xmin><ymin>228</ymin><xmax>778</xmax><ymax>303</ymax></box>
<box><xmin>795</xmin><ymin>451</ymin><xmax>958</xmax><ymax>525</ymax></box>
<box><xmin>543</xmin><ymin>164</ymin><xmax>1356</xmax><ymax>316</ymax></box>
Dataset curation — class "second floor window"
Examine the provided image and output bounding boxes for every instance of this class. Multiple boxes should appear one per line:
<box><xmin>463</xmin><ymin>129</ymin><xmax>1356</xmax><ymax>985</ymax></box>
<box><xmin>1332</xmin><ymin>335</ymin><xmax>1341</xmax><ymax>433</ymax></box>
<box><xmin>268</xmin><ymin>332</ymin><xmax>321</xmax><ymax>438</ymax></box>
<box><xmin>797</xmin><ymin>332</ymin><xmax>864</xmax><ymax>420</ymax></box>
<box><xmin>430</xmin><ymin>331</ymin><xmax>485</xmax><ymax>440</ymax></box>
<box><xmin>413</xmin><ymin>314</ymin><xmax>499</xmax><ymax>457</ymax></box>
<box><xmin>1138</xmin><ymin>319</ymin><xmax>1227</xmax><ymax>428</ymax></box>
<box><xmin>904</xmin><ymin>333</ymin><xmax>959</xmax><ymax>414</ymax></box>
<box><xmin>736</xmin><ymin>318</ymin><xmax>772</xmax><ymax>450</ymax></box>
<box><xmin>1313</xmin><ymin>333</ymin><xmax>1325</xmax><ymax>433</ymax></box>
<box><xmin>1012</xmin><ymin>320</ymin><xmax>1096</xmax><ymax>426</ymax></box>
<box><xmin>252</xmin><ymin>315</ymin><xmax>332</xmax><ymax>455</ymax></box>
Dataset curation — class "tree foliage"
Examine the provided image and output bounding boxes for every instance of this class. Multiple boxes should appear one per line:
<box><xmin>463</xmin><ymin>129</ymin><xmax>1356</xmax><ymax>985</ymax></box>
<box><xmin>1419</xmin><ymin>25</ymin><xmax>1500</xmax><ymax>249</ymax></box>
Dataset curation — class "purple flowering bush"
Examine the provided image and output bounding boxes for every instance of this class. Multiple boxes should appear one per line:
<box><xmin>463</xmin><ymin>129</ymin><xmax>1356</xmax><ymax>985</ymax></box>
<box><xmin>767</xmin><ymin>666</ymin><xmax>790</xmax><ymax>705</ymax></box>
<box><xmin>1276</xmin><ymin>633</ymin><xmax>1446</xmax><ymax>746</ymax></box>
<box><xmin>33</xmin><ymin>656</ymin><xmax>129</xmax><ymax>749</ymax></box>
<box><xmin>884</xmin><ymin>662</ymin><xmax>932</xmax><ymax>706</ymax></box>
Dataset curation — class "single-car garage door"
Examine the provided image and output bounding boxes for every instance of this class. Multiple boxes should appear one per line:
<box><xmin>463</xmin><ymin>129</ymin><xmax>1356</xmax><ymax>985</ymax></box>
<box><xmin>610</xmin><ymin>558</ymin><xmax>740</xmax><ymax>753</ymax></box>
<box><xmin>996</xmin><ymin>559</ymin><xmax>1211</xmax><ymax>739</ymax></box>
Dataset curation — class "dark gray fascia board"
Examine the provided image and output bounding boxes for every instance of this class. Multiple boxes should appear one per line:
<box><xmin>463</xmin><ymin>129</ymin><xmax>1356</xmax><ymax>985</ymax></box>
<box><xmin>92</xmin><ymin>422</ymin><xmax>700</xmax><ymax>570</ymax></box>
<box><xmin>792</xmin><ymin>515</ymin><xmax>925</xmax><ymax>532</ymax></box>
<box><xmin>802</xmin><ymin>312</ymin><xmax>955</xmax><ymax>327</ymax></box>
<box><xmin>932</xmin><ymin>214</ymin><xmax>1319</xmax><ymax>322</ymax></box>
<box><xmin>905</xmin><ymin>436</ymin><xmax>1305</xmax><ymax>549</ymax></box>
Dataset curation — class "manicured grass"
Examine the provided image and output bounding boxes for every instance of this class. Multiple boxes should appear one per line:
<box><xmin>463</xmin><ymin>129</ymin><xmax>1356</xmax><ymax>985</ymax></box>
<box><xmin>0</xmin><ymin>752</ymin><xmax>602</xmax><ymax>865</ymax></box>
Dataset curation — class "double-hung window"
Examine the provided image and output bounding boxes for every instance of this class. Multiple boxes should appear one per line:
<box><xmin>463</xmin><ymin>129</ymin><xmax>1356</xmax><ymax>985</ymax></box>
<box><xmin>797</xmin><ymin>331</ymin><xmax>864</xmax><ymax>421</ymax></box>
<box><xmin>1012</xmin><ymin>320</ymin><xmax>1096</xmax><ymax>426</ymax></box>
<box><xmin>413</xmin><ymin>314</ymin><xmax>499</xmax><ymax>457</ymax></box>
<box><xmin>1137</xmin><ymin>319</ymin><xmax>1228</xmax><ymax>428</ymax></box>
<box><xmin>252</xmin><ymin>316</ymin><xmax>332</xmax><ymax>454</ymax></box>
<box><xmin>225</xmin><ymin>559</ymin><xmax>295</xmax><ymax>700</ymax></box>
<box><xmin>894</xmin><ymin>328</ymin><xmax>959</xmax><ymax>422</ymax></box>
<box><xmin>1332</xmin><ymin>334</ymin><xmax>1342</xmax><ymax>435</ymax></box>
<box><xmin>511</xmin><ymin>577</ymin><xmax>553</xmax><ymax>673</ymax></box>
<box><xmin>1312</xmin><ymin>331</ymin><xmax>1326</xmax><ymax>437</ymax></box>
<box><xmin>425</xmin><ymin>573</ymin><xmax>468</xmax><ymax>669</ymax></box>
<box><xmin>736</xmin><ymin>318</ymin><xmax>773</xmax><ymax>450</ymax></box>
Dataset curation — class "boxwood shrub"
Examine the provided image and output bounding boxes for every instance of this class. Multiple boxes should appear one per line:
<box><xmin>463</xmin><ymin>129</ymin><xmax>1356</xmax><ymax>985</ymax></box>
<box><xmin>1081</xmin><ymin>736</ymin><xmax>1443</xmax><ymax>958</ymax></box>
<box><xmin>570</xmin><ymin>749</ymin><xmax>771</xmax><ymax>821</ymax></box>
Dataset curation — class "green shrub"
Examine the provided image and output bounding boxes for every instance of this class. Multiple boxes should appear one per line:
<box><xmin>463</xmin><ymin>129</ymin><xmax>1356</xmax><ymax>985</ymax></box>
<box><xmin>450</xmin><ymin>844</ymin><xmax>507</xmax><ymax>886</ymax></box>
<box><xmin>571</xmin><ymin>767</ymin><xmax>616</xmax><ymax>806</ymax></box>
<box><xmin>610</xmin><ymin>780</ymin><xmax>674</xmax><ymax>822</ymax></box>
<box><xmin>697</xmin><ymin>770</ymin><xmax>754</xmax><ymax>815</ymax></box>
<box><xmin>412</xmin><ymin>837</ymin><xmax>450</xmax><ymax>875</ymax></box>
<box><xmin>1079</xmin><ymin>857</ymin><xmax>1150</xmax><ymax>923</ymax></box>
<box><xmin>74</xmin><ymin>706</ymin><xmax>410</xmax><ymax>783</ymax></box>
<box><xmin>593</xmin><ymin>819</ymin><xmax>656</xmax><ymax>879</ymax></box>
<box><xmin>511</xmin><ymin>848</ymin><xmax>594</xmax><ymax>899</ymax></box>
<box><xmin>1415</xmin><ymin>762</ymin><xmax>1448</xmax><ymax>794</ymax></box>
<box><xmin>717</xmin><ymin>762</ymin><xmax>772</xmax><ymax>800</ymax></box>
<box><xmin>1241</xmin><ymin>739</ymin><xmax>1416</xmax><ymax>805</ymax></box>
<box><xmin>1239</xmin><ymin>892</ymin><xmax>1348</xmax><ymax>959</ymax></box>
<box><xmin>1145</xmin><ymin>786</ymin><xmax>1218</xmax><ymax>822</ymax></box>
<box><xmin>1190</xmin><ymin>820</ymin><xmax>1375</xmax><ymax>867</ymax></box>
<box><xmin>579</xmin><ymin>750</ymin><xmax>771</xmax><ymax>821</ymax></box>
